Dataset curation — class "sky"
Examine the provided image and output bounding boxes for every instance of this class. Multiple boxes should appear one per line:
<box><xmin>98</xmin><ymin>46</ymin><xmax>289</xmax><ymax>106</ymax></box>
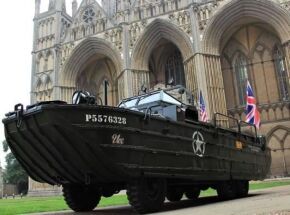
<box><xmin>0</xmin><ymin>0</ymin><xmax>102</xmax><ymax>169</ymax></box>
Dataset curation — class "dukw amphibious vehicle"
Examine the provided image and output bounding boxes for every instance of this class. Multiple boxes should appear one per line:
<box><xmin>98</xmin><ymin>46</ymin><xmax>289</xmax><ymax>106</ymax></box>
<box><xmin>3</xmin><ymin>87</ymin><xmax>271</xmax><ymax>214</ymax></box>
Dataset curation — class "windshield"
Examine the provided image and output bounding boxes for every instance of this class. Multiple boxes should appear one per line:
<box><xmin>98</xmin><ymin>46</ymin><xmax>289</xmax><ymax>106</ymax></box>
<box><xmin>118</xmin><ymin>90</ymin><xmax>182</xmax><ymax>110</ymax></box>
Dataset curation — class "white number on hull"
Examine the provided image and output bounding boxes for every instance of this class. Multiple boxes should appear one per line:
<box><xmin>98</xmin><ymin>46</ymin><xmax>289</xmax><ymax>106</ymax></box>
<box><xmin>86</xmin><ymin>114</ymin><xmax>127</xmax><ymax>125</ymax></box>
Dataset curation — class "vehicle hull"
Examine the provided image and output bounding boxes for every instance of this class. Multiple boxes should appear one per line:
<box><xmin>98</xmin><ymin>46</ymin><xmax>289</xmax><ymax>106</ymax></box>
<box><xmin>3</xmin><ymin>104</ymin><xmax>271</xmax><ymax>185</ymax></box>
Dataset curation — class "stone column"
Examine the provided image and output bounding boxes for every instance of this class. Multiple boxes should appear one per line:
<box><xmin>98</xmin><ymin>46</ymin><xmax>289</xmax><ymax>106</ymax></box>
<box><xmin>118</xmin><ymin>23</ymin><xmax>135</xmax><ymax>100</ymax></box>
<box><xmin>131</xmin><ymin>70</ymin><xmax>150</xmax><ymax>96</ymax></box>
<box><xmin>117</xmin><ymin>70</ymin><xmax>132</xmax><ymax>99</ymax></box>
<box><xmin>35</xmin><ymin>0</ymin><xmax>41</xmax><ymax>16</ymax></box>
<box><xmin>188</xmin><ymin>5</ymin><xmax>228</xmax><ymax>125</ymax></box>
<box><xmin>59</xmin><ymin>86</ymin><xmax>77</xmax><ymax>102</ymax></box>
<box><xmin>72</xmin><ymin>0</ymin><xmax>78</xmax><ymax>17</ymax></box>
<box><xmin>202</xmin><ymin>54</ymin><xmax>228</xmax><ymax>126</ymax></box>
<box><xmin>188</xmin><ymin>5</ymin><xmax>212</xmax><ymax>116</ymax></box>
<box><xmin>184</xmin><ymin>57</ymin><xmax>198</xmax><ymax>101</ymax></box>
<box><xmin>117</xmin><ymin>69</ymin><xmax>150</xmax><ymax>100</ymax></box>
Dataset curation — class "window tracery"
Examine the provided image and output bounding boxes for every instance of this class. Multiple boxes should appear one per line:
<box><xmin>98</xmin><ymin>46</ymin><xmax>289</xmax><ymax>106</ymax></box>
<box><xmin>273</xmin><ymin>45</ymin><xmax>289</xmax><ymax>101</ymax></box>
<box><xmin>82</xmin><ymin>7</ymin><xmax>96</xmax><ymax>23</ymax></box>
<box><xmin>234</xmin><ymin>52</ymin><xmax>249</xmax><ymax>105</ymax></box>
<box><xmin>165</xmin><ymin>50</ymin><xmax>185</xmax><ymax>86</ymax></box>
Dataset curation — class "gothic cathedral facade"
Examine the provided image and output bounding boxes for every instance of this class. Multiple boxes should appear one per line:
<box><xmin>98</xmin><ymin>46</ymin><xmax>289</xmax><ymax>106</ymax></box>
<box><xmin>30</xmin><ymin>0</ymin><xmax>290</xmax><ymax>195</ymax></box>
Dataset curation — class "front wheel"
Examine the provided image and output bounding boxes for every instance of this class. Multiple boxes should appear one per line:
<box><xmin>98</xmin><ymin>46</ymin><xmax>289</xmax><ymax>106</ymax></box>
<box><xmin>127</xmin><ymin>178</ymin><xmax>166</xmax><ymax>214</ymax></box>
<box><xmin>166</xmin><ymin>187</ymin><xmax>183</xmax><ymax>202</ymax></box>
<box><xmin>63</xmin><ymin>185</ymin><xmax>101</xmax><ymax>212</ymax></box>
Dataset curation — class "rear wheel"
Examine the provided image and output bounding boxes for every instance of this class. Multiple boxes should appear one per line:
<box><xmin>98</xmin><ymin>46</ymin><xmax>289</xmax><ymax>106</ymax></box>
<box><xmin>185</xmin><ymin>187</ymin><xmax>200</xmax><ymax>200</ymax></box>
<box><xmin>166</xmin><ymin>187</ymin><xmax>183</xmax><ymax>202</ymax></box>
<box><xmin>63</xmin><ymin>185</ymin><xmax>101</xmax><ymax>212</ymax></box>
<box><xmin>127</xmin><ymin>178</ymin><xmax>166</xmax><ymax>214</ymax></box>
<box><xmin>102</xmin><ymin>187</ymin><xmax>118</xmax><ymax>198</ymax></box>
<box><xmin>217</xmin><ymin>181</ymin><xmax>237</xmax><ymax>200</ymax></box>
<box><xmin>236</xmin><ymin>180</ymin><xmax>249</xmax><ymax>198</ymax></box>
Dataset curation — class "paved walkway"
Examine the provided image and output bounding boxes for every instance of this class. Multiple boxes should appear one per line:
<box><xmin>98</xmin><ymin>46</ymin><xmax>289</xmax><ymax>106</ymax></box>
<box><xmin>34</xmin><ymin>185</ymin><xmax>290</xmax><ymax>215</ymax></box>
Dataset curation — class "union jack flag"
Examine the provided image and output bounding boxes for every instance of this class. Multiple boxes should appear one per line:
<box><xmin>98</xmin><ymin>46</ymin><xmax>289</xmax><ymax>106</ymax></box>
<box><xmin>199</xmin><ymin>90</ymin><xmax>208</xmax><ymax>122</ymax></box>
<box><xmin>246</xmin><ymin>81</ymin><xmax>261</xmax><ymax>129</ymax></box>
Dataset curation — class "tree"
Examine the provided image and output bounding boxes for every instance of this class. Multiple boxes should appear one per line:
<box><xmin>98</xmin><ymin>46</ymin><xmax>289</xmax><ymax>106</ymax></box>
<box><xmin>2</xmin><ymin>140</ymin><xmax>28</xmax><ymax>194</ymax></box>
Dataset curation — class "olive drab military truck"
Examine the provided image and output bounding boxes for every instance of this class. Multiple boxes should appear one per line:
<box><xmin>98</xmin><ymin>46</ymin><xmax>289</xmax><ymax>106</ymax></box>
<box><xmin>2</xmin><ymin>86</ymin><xmax>271</xmax><ymax>214</ymax></box>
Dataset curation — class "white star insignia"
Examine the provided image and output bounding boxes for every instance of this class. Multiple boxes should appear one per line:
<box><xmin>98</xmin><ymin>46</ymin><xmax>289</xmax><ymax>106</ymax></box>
<box><xmin>192</xmin><ymin>131</ymin><xmax>206</xmax><ymax>157</ymax></box>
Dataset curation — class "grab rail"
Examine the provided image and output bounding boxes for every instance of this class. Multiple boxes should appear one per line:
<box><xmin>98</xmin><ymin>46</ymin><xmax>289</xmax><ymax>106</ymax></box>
<box><xmin>213</xmin><ymin>112</ymin><xmax>257</xmax><ymax>139</ymax></box>
<box><xmin>144</xmin><ymin>107</ymin><xmax>152</xmax><ymax>121</ymax></box>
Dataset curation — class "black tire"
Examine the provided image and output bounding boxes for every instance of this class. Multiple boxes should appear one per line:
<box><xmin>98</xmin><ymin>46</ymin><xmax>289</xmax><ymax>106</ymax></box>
<box><xmin>127</xmin><ymin>178</ymin><xmax>166</xmax><ymax>214</ymax></box>
<box><xmin>236</xmin><ymin>180</ymin><xmax>249</xmax><ymax>198</ymax></box>
<box><xmin>217</xmin><ymin>181</ymin><xmax>237</xmax><ymax>200</ymax></box>
<box><xmin>63</xmin><ymin>185</ymin><xmax>101</xmax><ymax>212</ymax></box>
<box><xmin>185</xmin><ymin>187</ymin><xmax>200</xmax><ymax>200</ymax></box>
<box><xmin>102</xmin><ymin>187</ymin><xmax>117</xmax><ymax>198</ymax></box>
<box><xmin>166</xmin><ymin>187</ymin><xmax>183</xmax><ymax>202</ymax></box>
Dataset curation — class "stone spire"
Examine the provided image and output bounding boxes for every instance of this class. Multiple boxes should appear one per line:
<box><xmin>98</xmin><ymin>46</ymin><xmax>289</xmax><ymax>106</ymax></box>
<box><xmin>49</xmin><ymin>0</ymin><xmax>66</xmax><ymax>12</ymax></box>
<box><xmin>56</xmin><ymin>0</ymin><xmax>66</xmax><ymax>12</ymax></box>
<box><xmin>48</xmin><ymin>0</ymin><xmax>55</xmax><ymax>10</ymax></box>
<box><xmin>102</xmin><ymin>0</ymin><xmax>117</xmax><ymax>17</ymax></box>
<box><xmin>72</xmin><ymin>0</ymin><xmax>78</xmax><ymax>17</ymax></box>
<box><xmin>35</xmin><ymin>0</ymin><xmax>41</xmax><ymax>16</ymax></box>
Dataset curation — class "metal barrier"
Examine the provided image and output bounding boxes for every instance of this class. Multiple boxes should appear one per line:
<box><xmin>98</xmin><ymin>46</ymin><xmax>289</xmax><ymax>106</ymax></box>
<box><xmin>213</xmin><ymin>112</ymin><xmax>257</xmax><ymax>139</ymax></box>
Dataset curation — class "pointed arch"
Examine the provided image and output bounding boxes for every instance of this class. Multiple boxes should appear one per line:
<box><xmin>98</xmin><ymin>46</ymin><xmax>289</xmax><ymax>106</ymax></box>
<box><xmin>202</xmin><ymin>0</ymin><xmax>290</xmax><ymax>55</ymax></box>
<box><xmin>266</xmin><ymin>125</ymin><xmax>290</xmax><ymax>176</ymax></box>
<box><xmin>61</xmin><ymin>37</ymin><xmax>123</xmax><ymax>87</ymax></box>
<box><xmin>131</xmin><ymin>19</ymin><xmax>194</xmax><ymax>70</ymax></box>
<box><xmin>266</xmin><ymin>125</ymin><xmax>290</xmax><ymax>142</ymax></box>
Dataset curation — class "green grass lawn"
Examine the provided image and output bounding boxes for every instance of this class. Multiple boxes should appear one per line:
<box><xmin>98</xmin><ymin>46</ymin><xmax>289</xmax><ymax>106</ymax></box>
<box><xmin>0</xmin><ymin>195</ymin><xmax>129</xmax><ymax>215</ymax></box>
<box><xmin>0</xmin><ymin>180</ymin><xmax>289</xmax><ymax>215</ymax></box>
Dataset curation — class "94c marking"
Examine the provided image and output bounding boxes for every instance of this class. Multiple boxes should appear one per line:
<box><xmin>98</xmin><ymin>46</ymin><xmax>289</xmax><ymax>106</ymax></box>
<box><xmin>86</xmin><ymin>114</ymin><xmax>127</xmax><ymax>125</ymax></box>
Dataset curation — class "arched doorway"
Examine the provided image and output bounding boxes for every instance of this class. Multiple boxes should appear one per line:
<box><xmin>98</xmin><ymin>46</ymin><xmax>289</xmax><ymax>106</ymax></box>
<box><xmin>130</xmin><ymin>19</ymin><xmax>193</xmax><ymax>93</ymax></box>
<box><xmin>201</xmin><ymin>0</ymin><xmax>290</xmax><ymax>120</ymax></box>
<box><xmin>267</xmin><ymin>127</ymin><xmax>290</xmax><ymax>176</ymax></box>
<box><xmin>148</xmin><ymin>39</ymin><xmax>186</xmax><ymax>88</ymax></box>
<box><xmin>60</xmin><ymin>37</ymin><xmax>122</xmax><ymax>105</ymax></box>
<box><xmin>201</xmin><ymin>0</ymin><xmax>290</xmax><ymax>177</ymax></box>
<box><xmin>76</xmin><ymin>55</ymin><xmax>117</xmax><ymax>106</ymax></box>
<box><xmin>221</xmin><ymin>25</ymin><xmax>290</xmax><ymax>121</ymax></box>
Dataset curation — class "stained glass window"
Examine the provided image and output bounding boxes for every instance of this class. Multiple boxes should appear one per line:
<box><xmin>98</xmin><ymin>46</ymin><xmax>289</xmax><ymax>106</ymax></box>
<box><xmin>165</xmin><ymin>50</ymin><xmax>185</xmax><ymax>87</ymax></box>
<box><xmin>234</xmin><ymin>53</ymin><xmax>249</xmax><ymax>105</ymax></box>
<box><xmin>83</xmin><ymin>7</ymin><xmax>96</xmax><ymax>23</ymax></box>
<box><xmin>273</xmin><ymin>45</ymin><xmax>289</xmax><ymax>101</ymax></box>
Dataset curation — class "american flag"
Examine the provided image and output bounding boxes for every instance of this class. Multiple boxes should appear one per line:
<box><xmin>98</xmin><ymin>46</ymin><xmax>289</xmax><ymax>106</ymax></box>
<box><xmin>199</xmin><ymin>91</ymin><xmax>208</xmax><ymax>122</ymax></box>
<box><xmin>246</xmin><ymin>81</ymin><xmax>261</xmax><ymax>129</ymax></box>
